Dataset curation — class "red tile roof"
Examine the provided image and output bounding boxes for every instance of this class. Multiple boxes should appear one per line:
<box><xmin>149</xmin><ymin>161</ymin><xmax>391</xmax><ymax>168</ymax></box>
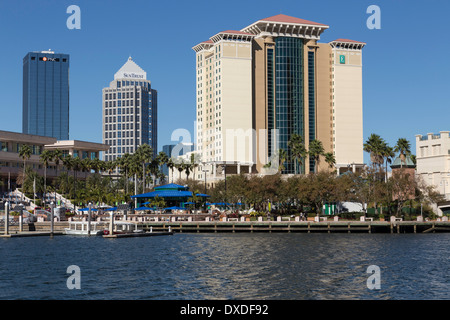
<box><xmin>260</xmin><ymin>14</ymin><xmax>327</xmax><ymax>26</ymax></box>
<box><xmin>201</xmin><ymin>40</ymin><xmax>213</xmax><ymax>44</ymax></box>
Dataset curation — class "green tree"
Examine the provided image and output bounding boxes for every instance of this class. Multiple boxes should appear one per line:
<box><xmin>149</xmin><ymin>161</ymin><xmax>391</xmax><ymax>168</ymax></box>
<box><xmin>308</xmin><ymin>139</ymin><xmax>325</xmax><ymax>173</ymax></box>
<box><xmin>167</xmin><ymin>157</ymin><xmax>176</xmax><ymax>183</ymax></box>
<box><xmin>39</xmin><ymin>150</ymin><xmax>53</xmax><ymax>197</ymax></box>
<box><xmin>382</xmin><ymin>144</ymin><xmax>395</xmax><ymax>182</ymax></box>
<box><xmin>18</xmin><ymin>144</ymin><xmax>32</xmax><ymax>184</ymax></box>
<box><xmin>135</xmin><ymin>144</ymin><xmax>153</xmax><ymax>192</ymax></box>
<box><xmin>393</xmin><ymin>138</ymin><xmax>411</xmax><ymax>167</ymax></box>
<box><xmin>324</xmin><ymin>152</ymin><xmax>336</xmax><ymax>170</ymax></box>
<box><xmin>288</xmin><ymin>134</ymin><xmax>308</xmax><ymax>174</ymax></box>
<box><xmin>52</xmin><ymin>149</ymin><xmax>63</xmax><ymax>187</ymax></box>
<box><xmin>364</xmin><ymin>134</ymin><xmax>386</xmax><ymax>169</ymax></box>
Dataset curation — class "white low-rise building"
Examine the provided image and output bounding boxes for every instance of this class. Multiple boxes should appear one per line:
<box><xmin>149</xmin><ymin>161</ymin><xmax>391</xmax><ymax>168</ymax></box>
<box><xmin>416</xmin><ymin>131</ymin><xmax>450</xmax><ymax>215</ymax></box>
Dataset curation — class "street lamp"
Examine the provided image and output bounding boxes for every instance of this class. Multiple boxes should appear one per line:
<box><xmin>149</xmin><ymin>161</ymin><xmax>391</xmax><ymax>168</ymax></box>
<box><xmin>202</xmin><ymin>169</ymin><xmax>209</xmax><ymax>195</ymax></box>
<box><xmin>221</xmin><ymin>163</ymin><xmax>227</xmax><ymax>202</ymax></box>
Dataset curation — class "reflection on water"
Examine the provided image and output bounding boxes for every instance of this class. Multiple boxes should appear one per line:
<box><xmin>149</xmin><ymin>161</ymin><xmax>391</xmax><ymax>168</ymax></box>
<box><xmin>0</xmin><ymin>233</ymin><xmax>448</xmax><ymax>299</ymax></box>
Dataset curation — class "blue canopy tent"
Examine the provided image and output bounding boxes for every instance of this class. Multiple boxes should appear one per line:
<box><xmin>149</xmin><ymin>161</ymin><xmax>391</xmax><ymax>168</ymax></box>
<box><xmin>78</xmin><ymin>208</ymin><xmax>98</xmax><ymax>212</ymax></box>
<box><xmin>196</xmin><ymin>193</ymin><xmax>211</xmax><ymax>198</ymax></box>
<box><xmin>104</xmin><ymin>207</ymin><xmax>117</xmax><ymax>211</ymax></box>
<box><xmin>164</xmin><ymin>206</ymin><xmax>185</xmax><ymax>211</ymax></box>
<box><xmin>132</xmin><ymin>184</ymin><xmax>194</xmax><ymax>208</ymax></box>
<box><xmin>134</xmin><ymin>207</ymin><xmax>154</xmax><ymax>211</ymax></box>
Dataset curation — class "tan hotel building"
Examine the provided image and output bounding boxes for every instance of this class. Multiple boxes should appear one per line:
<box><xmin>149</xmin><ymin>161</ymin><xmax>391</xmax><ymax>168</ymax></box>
<box><xmin>192</xmin><ymin>14</ymin><xmax>365</xmax><ymax>180</ymax></box>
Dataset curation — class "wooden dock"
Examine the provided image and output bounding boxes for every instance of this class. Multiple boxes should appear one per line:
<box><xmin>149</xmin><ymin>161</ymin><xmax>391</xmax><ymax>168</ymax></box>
<box><xmin>0</xmin><ymin>231</ymin><xmax>64</xmax><ymax>238</ymax></box>
<box><xmin>102</xmin><ymin>231</ymin><xmax>174</xmax><ymax>238</ymax></box>
<box><xmin>1</xmin><ymin>220</ymin><xmax>449</xmax><ymax>237</ymax></box>
<box><xmin>139</xmin><ymin>220</ymin><xmax>450</xmax><ymax>234</ymax></box>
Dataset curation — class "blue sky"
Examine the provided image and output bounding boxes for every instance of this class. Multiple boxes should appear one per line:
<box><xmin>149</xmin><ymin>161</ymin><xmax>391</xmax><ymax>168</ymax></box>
<box><xmin>0</xmin><ymin>0</ymin><xmax>449</xmax><ymax>163</ymax></box>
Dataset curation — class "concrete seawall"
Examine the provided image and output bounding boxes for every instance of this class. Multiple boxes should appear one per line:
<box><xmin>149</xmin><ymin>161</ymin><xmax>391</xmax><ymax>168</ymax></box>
<box><xmin>1</xmin><ymin>220</ymin><xmax>449</xmax><ymax>235</ymax></box>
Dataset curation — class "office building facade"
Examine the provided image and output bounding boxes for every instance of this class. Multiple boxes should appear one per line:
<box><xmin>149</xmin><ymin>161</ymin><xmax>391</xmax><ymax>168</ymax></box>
<box><xmin>192</xmin><ymin>14</ymin><xmax>365</xmax><ymax>179</ymax></box>
<box><xmin>102</xmin><ymin>57</ymin><xmax>157</xmax><ymax>161</ymax></box>
<box><xmin>0</xmin><ymin>130</ymin><xmax>108</xmax><ymax>192</ymax></box>
<box><xmin>22</xmin><ymin>50</ymin><xmax>70</xmax><ymax>140</ymax></box>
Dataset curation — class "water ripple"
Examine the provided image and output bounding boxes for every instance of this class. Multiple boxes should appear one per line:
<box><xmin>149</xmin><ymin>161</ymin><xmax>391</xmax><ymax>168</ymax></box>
<box><xmin>0</xmin><ymin>233</ymin><xmax>448</xmax><ymax>299</ymax></box>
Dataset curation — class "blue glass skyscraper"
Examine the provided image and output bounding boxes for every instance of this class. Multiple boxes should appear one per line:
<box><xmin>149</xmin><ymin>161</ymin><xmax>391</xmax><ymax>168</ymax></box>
<box><xmin>22</xmin><ymin>50</ymin><xmax>70</xmax><ymax>140</ymax></box>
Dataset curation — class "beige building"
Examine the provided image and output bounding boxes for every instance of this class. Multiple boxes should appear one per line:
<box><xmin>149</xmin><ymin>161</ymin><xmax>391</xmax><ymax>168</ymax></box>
<box><xmin>416</xmin><ymin>131</ymin><xmax>450</xmax><ymax>214</ymax></box>
<box><xmin>192</xmin><ymin>14</ymin><xmax>365</xmax><ymax>184</ymax></box>
<box><xmin>0</xmin><ymin>130</ymin><xmax>109</xmax><ymax>192</ymax></box>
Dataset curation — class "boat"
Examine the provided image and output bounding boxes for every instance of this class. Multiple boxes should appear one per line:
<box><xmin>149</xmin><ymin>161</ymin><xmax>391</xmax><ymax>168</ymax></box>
<box><xmin>102</xmin><ymin>221</ymin><xmax>144</xmax><ymax>235</ymax></box>
<box><xmin>64</xmin><ymin>221</ymin><xmax>105</xmax><ymax>236</ymax></box>
<box><xmin>101</xmin><ymin>221</ymin><xmax>173</xmax><ymax>238</ymax></box>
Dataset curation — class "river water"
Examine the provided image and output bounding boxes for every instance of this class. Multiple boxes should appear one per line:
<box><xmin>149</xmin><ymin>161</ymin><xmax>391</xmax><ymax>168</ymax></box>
<box><xmin>0</xmin><ymin>233</ymin><xmax>448</xmax><ymax>300</ymax></box>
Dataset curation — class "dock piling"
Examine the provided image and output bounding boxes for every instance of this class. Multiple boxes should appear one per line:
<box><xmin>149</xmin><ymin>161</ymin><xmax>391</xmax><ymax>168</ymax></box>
<box><xmin>4</xmin><ymin>201</ymin><xmax>9</xmax><ymax>236</ymax></box>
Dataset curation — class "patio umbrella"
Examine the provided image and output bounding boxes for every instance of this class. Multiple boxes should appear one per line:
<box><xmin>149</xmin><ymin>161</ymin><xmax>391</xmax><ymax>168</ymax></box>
<box><xmin>184</xmin><ymin>202</ymin><xmax>195</xmax><ymax>205</ymax></box>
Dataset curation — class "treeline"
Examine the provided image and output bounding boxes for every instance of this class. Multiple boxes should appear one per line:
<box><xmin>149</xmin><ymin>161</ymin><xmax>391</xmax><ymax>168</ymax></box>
<box><xmin>179</xmin><ymin>168</ymin><xmax>442</xmax><ymax>218</ymax></box>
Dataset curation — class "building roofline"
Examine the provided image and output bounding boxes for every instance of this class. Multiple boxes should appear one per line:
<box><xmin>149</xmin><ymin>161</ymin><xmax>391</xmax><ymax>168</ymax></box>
<box><xmin>329</xmin><ymin>39</ymin><xmax>366</xmax><ymax>49</ymax></box>
<box><xmin>241</xmin><ymin>14</ymin><xmax>329</xmax><ymax>40</ymax></box>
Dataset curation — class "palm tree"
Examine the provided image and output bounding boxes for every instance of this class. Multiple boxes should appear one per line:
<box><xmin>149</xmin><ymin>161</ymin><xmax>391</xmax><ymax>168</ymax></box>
<box><xmin>62</xmin><ymin>154</ymin><xmax>74</xmax><ymax>196</ymax></box>
<box><xmin>167</xmin><ymin>158</ymin><xmax>175</xmax><ymax>183</ymax></box>
<box><xmin>39</xmin><ymin>150</ymin><xmax>53</xmax><ymax>198</ymax></box>
<box><xmin>382</xmin><ymin>144</ymin><xmax>395</xmax><ymax>182</ymax></box>
<box><xmin>118</xmin><ymin>153</ymin><xmax>132</xmax><ymax>194</ymax></box>
<box><xmin>184</xmin><ymin>162</ymin><xmax>193</xmax><ymax>181</ymax></box>
<box><xmin>52</xmin><ymin>149</ymin><xmax>63</xmax><ymax>194</ymax></box>
<box><xmin>278</xmin><ymin>149</ymin><xmax>288</xmax><ymax>173</ymax></box>
<box><xmin>288</xmin><ymin>134</ymin><xmax>308</xmax><ymax>174</ymax></box>
<box><xmin>324</xmin><ymin>152</ymin><xmax>336</xmax><ymax>169</ymax></box>
<box><xmin>393</xmin><ymin>138</ymin><xmax>411</xmax><ymax>167</ymax></box>
<box><xmin>18</xmin><ymin>144</ymin><xmax>32</xmax><ymax>185</ymax></box>
<box><xmin>176</xmin><ymin>161</ymin><xmax>185</xmax><ymax>181</ymax></box>
<box><xmin>364</xmin><ymin>134</ymin><xmax>386</xmax><ymax>169</ymax></box>
<box><xmin>135</xmin><ymin>144</ymin><xmax>153</xmax><ymax>192</ymax></box>
<box><xmin>190</xmin><ymin>152</ymin><xmax>201</xmax><ymax>180</ymax></box>
<box><xmin>72</xmin><ymin>157</ymin><xmax>82</xmax><ymax>201</ymax></box>
<box><xmin>308</xmin><ymin>139</ymin><xmax>325</xmax><ymax>173</ymax></box>
<box><xmin>263</xmin><ymin>148</ymin><xmax>288</xmax><ymax>173</ymax></box>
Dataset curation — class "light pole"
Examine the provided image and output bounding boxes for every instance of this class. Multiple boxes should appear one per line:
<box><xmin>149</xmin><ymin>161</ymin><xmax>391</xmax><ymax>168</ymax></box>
<box><xmin>50</xmin><ymin>201</ymin><xmax>55</xmax><ymax>237</ymax></box>
<box><xmin>88</xmin><ymin>202</ymin><xmax>92</xmax><ymax>236</ymax></box>
<box><xmin>4</xmin><ymin>201</ymin><xmax>9</xmax><ymax>236</ymax></box>
<box><xmin>221</xmin><ymin>163</ymin><xmax>227</xmax><ymax>202</ymax></box>
<box><xmin>202</xmin><ymin>168</ymin><xmax>209</xmax><ymax>195</ymax></box>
